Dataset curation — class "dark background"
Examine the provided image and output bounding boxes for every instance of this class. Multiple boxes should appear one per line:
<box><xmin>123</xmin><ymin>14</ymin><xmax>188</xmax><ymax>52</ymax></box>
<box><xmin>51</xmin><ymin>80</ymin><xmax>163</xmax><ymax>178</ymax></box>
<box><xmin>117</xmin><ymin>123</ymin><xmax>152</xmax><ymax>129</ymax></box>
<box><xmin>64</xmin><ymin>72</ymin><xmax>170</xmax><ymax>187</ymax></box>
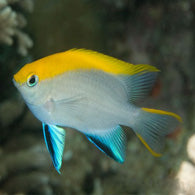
<box><xmin>0</xmin><ymin>0</ymin><xmax>194</xmax><ymax>194</ymax></box>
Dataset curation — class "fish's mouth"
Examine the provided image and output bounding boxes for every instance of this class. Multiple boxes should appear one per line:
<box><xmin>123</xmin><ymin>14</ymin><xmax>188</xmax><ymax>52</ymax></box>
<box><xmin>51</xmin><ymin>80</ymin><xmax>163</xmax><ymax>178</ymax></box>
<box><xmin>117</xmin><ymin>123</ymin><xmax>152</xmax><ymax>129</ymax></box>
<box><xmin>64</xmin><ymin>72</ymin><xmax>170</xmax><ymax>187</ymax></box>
<box><xmin>12</xmin><ymin>78</ymin><xmax>18</xmax><ymax>87</ymax></box>
<box><xmin>13</xmin><ymin>77</ymin><xmax>24</xmax><ymax>88</ymax></box>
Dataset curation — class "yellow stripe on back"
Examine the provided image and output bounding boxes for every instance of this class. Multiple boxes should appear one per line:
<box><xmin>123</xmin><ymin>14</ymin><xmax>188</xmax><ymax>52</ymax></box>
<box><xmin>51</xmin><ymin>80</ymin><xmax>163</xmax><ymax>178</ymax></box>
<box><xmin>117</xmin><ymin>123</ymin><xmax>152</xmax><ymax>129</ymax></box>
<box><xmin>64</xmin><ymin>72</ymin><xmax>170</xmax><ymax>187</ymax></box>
<box><xmin>136</xmin><ymin>133</ymin><xmax>162</xmax><ymax>157</ymax></box>
<box><xmin>142</xmin><ymin>108</ymin><xmax>182</xmax><ymax>122</ymax></box>
<box><xmin>14</xmin><ymin>49</ymin><xmax>160</xmax><ymax>85</ymax></box>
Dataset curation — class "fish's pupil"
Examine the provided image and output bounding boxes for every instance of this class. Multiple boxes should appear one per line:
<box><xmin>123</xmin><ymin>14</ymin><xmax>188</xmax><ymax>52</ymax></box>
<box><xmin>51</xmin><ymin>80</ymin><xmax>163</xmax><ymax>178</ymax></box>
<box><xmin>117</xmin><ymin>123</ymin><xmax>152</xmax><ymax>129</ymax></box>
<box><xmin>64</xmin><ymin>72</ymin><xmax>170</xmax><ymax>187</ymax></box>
<box><xmin>29</xmin><ymin>76</ymin><xmax>35</xmax><ymax>84</ymax></box>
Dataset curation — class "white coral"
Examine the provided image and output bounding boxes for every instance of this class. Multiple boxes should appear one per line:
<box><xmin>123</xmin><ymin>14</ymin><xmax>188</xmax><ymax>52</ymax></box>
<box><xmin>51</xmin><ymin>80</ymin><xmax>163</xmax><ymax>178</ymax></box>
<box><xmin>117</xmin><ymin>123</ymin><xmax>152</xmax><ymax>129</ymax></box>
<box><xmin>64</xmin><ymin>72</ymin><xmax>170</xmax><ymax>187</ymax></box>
<box><xmin>176</xmin><ymin>134</ymin><xmax>195</xmax><ymax>195</ymax></box>
<box><xmin>15</xmin><ymin>29</ymin><xmax>33</xmax><ymax>56</ymax></box>
<box><xmin>187</xmin><ymin>134</ymin><xmax>195</xmax><ymax>164</ymax></box>
<box><xmin>0</xmin><ymin>0</ymin><xmax>34</xmax><ymax>55</ymax></box>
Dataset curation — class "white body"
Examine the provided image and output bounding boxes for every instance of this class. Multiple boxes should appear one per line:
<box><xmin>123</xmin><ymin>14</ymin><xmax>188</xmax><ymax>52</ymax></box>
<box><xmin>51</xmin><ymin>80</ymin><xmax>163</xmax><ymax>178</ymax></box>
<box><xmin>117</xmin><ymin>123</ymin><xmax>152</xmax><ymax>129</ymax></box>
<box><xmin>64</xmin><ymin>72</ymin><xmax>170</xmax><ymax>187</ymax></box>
<box><xmin>25</xmin><ymin>71</ymin><xmax>138</xmax><ymax>133</ymax></box>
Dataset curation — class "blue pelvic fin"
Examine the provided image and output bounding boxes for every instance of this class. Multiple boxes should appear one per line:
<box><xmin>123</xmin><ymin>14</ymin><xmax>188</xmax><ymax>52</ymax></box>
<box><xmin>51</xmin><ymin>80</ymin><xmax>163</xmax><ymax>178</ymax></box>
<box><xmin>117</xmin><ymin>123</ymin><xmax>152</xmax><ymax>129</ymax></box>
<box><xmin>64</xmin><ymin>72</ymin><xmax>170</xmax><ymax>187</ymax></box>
<box><xmin>120</xmin><ymin>71</ymin><xmax>158</xmax><ymax>103</ymax></box>
<box><xmin>85</xmin><ymin>125</ymin><xmax>126</xmax><ymax>163</ymax></box>
<box><xmin>42</xmin><ymin>123</ymin><xmax>66</xmax><ymax>173</ymax></box>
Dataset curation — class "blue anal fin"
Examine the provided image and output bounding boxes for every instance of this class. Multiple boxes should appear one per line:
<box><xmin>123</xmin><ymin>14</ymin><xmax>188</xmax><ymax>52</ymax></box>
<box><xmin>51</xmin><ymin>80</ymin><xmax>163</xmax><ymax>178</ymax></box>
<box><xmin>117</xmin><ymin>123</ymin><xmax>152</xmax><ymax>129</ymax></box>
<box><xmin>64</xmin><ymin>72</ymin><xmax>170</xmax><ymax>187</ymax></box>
<box><xmin>42</xmin><ymin>123</ymin><xmax>66</xmax><ymax>173</ymax></box>
<box><xmin>86</xmin><ymin>125</ymin><xmax>126</xmax><ymax>163</ymax></box>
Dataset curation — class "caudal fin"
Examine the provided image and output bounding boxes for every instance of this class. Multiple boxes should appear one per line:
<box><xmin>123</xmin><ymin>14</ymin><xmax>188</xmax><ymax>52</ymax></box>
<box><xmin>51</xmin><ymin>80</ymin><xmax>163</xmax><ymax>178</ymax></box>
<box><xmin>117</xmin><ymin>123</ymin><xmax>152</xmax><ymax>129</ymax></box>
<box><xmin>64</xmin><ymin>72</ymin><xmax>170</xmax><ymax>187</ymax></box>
<box><xmin>132</xmin><ymin>108</ymin><xmax>182</xmax><ymax>157</ymax></box>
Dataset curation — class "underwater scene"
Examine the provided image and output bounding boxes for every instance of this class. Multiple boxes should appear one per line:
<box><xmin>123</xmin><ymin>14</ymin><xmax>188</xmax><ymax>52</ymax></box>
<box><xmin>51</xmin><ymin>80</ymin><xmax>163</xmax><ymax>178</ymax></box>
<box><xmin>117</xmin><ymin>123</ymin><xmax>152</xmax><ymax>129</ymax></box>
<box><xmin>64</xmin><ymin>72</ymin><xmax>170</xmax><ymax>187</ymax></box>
<box><xmin>0</xmin><ymin>0</ymin><xmax>195</xmax><ymax>194</ymax></box>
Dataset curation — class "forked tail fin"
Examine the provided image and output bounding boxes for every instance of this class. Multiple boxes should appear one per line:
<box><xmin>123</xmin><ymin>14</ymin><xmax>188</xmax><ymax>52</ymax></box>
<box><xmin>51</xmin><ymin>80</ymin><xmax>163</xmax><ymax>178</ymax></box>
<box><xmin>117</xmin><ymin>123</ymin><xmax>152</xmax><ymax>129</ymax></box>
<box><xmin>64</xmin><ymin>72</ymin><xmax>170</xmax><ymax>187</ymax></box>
<box><xmin>132</xmin><ymin>108</ymin><xmax>182</xmax><ymax>156</ymax></box>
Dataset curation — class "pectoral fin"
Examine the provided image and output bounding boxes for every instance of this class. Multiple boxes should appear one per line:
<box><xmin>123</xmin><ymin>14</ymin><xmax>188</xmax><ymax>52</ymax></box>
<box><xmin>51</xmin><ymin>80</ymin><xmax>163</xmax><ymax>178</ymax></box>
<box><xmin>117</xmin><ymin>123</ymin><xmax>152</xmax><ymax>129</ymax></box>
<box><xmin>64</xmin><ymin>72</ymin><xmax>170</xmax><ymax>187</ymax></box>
<box><xmin>85</xmin><ymin>125</ymin><xmax>126</xmax><ymax>163</ymax></box>
<box><xmin>42</xmin><ymin>123</ymin><xmax>66</xmax><ymax>173</ymax></box>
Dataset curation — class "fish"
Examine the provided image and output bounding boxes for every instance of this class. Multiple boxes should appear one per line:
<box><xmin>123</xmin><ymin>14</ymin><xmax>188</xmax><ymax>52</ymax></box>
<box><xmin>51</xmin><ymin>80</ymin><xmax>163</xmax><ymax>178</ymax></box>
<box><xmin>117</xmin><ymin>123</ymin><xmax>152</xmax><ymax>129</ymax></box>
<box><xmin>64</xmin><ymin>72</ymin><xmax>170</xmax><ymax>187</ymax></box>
<box><xmin>13</xmin><ymin>49</ymin><xmax>182</xmax><ymax>173</ymax></box>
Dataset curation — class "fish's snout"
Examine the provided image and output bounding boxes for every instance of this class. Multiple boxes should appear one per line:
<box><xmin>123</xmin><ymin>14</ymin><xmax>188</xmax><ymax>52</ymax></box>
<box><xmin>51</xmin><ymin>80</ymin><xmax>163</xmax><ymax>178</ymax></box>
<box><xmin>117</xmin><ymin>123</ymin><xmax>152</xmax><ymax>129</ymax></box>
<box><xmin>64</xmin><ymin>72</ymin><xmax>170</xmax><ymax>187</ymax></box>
<box><xmin>12</xmin><ymin>77</ymin><xmax>19</xmax><ymax>88</ymax></box>
<box><xmin>12</xmin><ymin>77</ymin><xmax>16</xmax><ymax>85</ymax></box>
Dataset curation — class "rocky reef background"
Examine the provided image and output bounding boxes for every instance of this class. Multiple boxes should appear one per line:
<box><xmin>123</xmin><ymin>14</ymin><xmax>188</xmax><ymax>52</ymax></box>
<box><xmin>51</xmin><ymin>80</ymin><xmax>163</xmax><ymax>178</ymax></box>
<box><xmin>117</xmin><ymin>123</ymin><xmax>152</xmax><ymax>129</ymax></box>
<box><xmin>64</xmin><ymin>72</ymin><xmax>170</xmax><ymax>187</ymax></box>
<box><xmin>0</xmin><ymin>0</ymin><xmax>194</xmax><ymax>194</ymax></box>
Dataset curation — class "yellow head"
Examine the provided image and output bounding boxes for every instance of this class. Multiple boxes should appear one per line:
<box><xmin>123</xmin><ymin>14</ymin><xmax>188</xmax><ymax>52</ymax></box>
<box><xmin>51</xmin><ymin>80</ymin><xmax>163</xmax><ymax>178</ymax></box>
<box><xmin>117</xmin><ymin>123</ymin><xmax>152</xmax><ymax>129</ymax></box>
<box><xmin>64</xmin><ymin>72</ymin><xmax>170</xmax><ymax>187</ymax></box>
<box><xmin>13</xmin><ymin>56</ymin><xmax>56</xmax><ymax>106</ymax></box>
<box><xmin>13</xmin><ymin>52</ymin><xmax>64</xmax><ymax>86</ymax></box>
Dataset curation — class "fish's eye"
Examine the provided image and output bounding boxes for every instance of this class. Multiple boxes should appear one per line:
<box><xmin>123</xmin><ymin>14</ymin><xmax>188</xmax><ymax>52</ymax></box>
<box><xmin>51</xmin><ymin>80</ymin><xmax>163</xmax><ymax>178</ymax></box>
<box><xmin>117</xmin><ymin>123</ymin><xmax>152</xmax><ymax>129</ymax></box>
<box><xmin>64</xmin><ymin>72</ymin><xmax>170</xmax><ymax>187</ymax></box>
<box><xmin>27</xmin><ymin>74</ymin><xmax>39</xmax><ymax>87</ymax></box>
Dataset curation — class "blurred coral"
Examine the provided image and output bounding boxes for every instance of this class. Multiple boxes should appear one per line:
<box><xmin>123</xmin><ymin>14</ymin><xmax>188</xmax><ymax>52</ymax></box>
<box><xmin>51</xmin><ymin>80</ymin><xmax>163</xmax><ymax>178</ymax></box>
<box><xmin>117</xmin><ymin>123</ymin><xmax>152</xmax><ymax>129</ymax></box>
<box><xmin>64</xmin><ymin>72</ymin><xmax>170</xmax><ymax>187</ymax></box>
<box><xmin>176</xmin><ymin>134</ymin><xmax>195</xmax><ymax>194</ymax></box>
<box><xmin>0</xmin><ymin>0</ymin><xmax>33</xmax><ymax>56</ymax></box>
<box><xmin>187</xmin><ymin>134</ymin><xmax>195</xmax><ymax>164</ymax></box>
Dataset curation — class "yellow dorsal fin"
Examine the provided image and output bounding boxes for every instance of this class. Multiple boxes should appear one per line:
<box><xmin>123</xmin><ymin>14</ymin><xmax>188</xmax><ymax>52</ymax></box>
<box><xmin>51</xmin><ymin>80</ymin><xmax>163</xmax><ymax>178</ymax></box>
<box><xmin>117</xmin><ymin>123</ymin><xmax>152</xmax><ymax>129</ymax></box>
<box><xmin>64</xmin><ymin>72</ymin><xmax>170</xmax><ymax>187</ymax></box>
<box><xmin>14</xmin><ymin>49</ymin><xmax>160</xmax><ymax>85</ymax></box>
